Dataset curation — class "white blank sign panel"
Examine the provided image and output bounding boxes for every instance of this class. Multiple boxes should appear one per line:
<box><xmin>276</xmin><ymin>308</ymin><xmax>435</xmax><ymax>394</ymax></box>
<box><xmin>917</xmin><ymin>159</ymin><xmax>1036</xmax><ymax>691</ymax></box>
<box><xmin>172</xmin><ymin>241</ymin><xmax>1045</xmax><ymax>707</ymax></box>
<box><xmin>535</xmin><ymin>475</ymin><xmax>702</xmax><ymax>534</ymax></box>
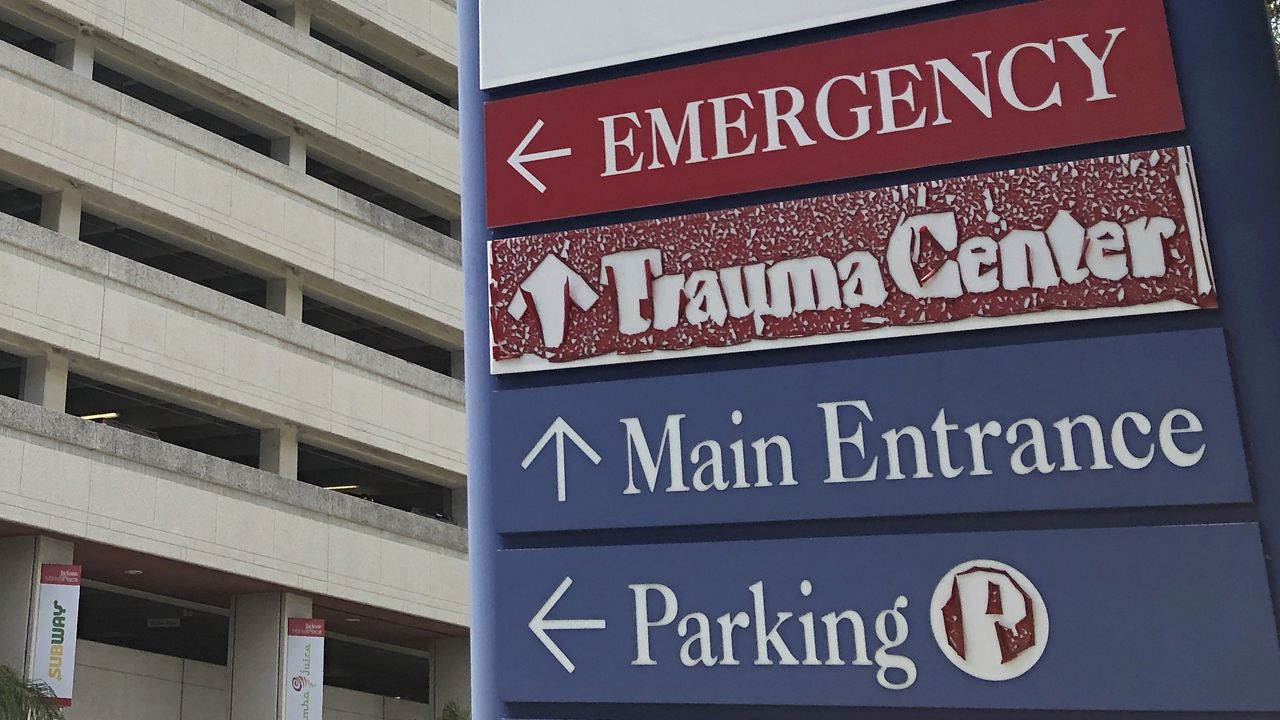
<box><xmin>479</xmin><ymin>0</ymin><xmax>957</xmax><ymax>88</ymax></box>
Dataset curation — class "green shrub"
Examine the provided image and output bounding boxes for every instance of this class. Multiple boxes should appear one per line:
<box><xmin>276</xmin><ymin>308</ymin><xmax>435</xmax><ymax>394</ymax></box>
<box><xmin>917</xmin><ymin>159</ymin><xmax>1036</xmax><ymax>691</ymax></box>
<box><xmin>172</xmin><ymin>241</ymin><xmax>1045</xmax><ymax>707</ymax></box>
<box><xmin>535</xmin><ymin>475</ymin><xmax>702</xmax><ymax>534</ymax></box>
<box><xmin>0</xmin><ymin>665</ymin><xmax>65</xmax><ymax>720</ymax></box>
<box><xmin>440</xmin><ymin>700</ymin><xmax>470</xmax><ymax>720</ymax></box>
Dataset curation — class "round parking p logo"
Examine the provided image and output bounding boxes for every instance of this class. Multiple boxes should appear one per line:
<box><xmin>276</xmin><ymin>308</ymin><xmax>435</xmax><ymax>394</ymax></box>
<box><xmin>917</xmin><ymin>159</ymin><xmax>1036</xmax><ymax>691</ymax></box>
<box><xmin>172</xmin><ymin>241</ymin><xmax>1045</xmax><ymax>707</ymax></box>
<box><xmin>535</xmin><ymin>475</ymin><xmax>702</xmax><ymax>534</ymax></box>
<box><xmin>930</xmin><ymin>559</ymin><xmax>1048</xmax><ymax>681</ymax></box>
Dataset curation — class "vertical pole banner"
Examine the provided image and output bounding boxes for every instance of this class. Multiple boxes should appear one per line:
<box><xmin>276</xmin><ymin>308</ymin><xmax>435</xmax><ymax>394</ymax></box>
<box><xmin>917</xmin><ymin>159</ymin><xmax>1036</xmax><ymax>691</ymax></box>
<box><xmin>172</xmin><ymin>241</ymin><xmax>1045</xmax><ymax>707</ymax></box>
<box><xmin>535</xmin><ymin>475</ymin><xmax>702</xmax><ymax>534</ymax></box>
<box><xmin>284</xmin><ymin>619</ymin><xmax>325</xmax><ymax>720</ymax></box>
<box><xmin>31</xmin><ymin>564</ymin><xmax>80</xmax><ymax>706</ymax></box>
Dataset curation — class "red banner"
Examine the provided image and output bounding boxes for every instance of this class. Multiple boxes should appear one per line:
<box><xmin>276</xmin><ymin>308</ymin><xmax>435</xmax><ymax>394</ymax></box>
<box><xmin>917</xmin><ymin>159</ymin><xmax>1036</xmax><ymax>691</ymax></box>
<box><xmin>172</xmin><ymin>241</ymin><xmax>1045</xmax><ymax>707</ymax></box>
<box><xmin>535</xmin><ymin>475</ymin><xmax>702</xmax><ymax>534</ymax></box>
<box><xmin>40</xmin><ymin>565</ymin><xmax>81</xmax><ymax>586</ymax></box>
<box><xmin>484</xmin><ymin>0</ymin><xmax>1183</xmax><ymax>227</ymax></box>
<box><xmin>488</xmin><ymin>147</ymin><xmax>1214</xmax><ymax>373</ymax></box>
<box><xmin>287</xmin><ymin>618</ymin><xmax>326</xmax><ymax>638</ymax></box>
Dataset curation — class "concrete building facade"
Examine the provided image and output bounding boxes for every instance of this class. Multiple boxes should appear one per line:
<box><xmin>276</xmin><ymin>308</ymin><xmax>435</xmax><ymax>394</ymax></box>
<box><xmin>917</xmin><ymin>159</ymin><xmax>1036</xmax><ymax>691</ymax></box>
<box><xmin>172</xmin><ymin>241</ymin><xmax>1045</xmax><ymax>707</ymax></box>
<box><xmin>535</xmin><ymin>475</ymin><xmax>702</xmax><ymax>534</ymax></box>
<box><xmin>0</xmin><ymin>0</ymin><xmax>467</xmax><ymax>717</ymax></box>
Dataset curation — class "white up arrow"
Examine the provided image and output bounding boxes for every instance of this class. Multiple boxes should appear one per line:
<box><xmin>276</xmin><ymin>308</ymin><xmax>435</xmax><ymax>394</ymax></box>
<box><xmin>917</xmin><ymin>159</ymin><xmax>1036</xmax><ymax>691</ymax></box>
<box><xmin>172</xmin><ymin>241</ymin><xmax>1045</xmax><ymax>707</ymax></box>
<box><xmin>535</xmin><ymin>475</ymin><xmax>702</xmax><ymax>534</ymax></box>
<box><xmin>529</xmin><ymin>576</ymin><xmax>606</xmax><ymax>673</ymax></box>
<box><xmin>521</xmin><ymin>417</ymin><xmax>601</xmax><ymax>503</ymax></box>
<box><xmin>507</xmin><ymin>119</ymin><xmax>573</xmax><ymax>193</ymax></box>
<box><xmin>506</xmin><ymin>254</ymin><xmax>599</xmax><ymax>349</ymax></box>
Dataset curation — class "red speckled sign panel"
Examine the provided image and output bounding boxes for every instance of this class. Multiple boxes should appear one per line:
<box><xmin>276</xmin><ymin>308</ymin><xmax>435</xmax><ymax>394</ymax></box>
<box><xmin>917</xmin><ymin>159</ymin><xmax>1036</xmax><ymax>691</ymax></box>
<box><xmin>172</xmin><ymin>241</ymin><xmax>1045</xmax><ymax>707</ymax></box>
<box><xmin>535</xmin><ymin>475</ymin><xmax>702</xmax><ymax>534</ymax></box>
<box><xmin>488</xmin><ymin>147</ymin><xmax>1215</xmax><ymax>374</ymax></box>
<box><xmin>484</xmin><ymin>0</ymin><xmax>1184</xmax><ymax>227</ymax></box>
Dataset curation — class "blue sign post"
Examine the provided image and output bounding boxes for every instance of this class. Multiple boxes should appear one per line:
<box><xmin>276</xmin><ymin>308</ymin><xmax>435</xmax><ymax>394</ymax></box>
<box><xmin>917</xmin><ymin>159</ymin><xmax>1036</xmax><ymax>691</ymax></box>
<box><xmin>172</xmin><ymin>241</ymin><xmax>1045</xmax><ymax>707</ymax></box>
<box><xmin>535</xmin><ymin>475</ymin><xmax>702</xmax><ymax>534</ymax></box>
<box><xmin>462</xmin><ymin>1</ymin><xmax>1280</xmax><ymax>718</ymax></box>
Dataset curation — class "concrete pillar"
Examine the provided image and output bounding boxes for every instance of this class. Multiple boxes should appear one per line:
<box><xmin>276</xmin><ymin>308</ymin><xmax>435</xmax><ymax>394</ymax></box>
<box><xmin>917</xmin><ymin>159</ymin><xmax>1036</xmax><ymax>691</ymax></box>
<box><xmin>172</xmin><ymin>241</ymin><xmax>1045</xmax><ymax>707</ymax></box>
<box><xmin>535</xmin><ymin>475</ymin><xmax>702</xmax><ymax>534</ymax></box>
<box><xmin>449</xmin><ymin>350</ymin><xmax>464</xmax><ymax>381</ymax></box>
<box><xmin>228</xmin><ymin>592</ymin><xmax>313</xmax><ymax>720</ymax></box>
<box><xmin>279</xmin><ymin>1</ymin><xmax>311</xmax><ymax>33</ymax></box>
<box><xmin>449</xmin><ymin>486</ymin><xmax>467</xmax><ymax>528</ymax></box>
<box><xmin>0</xmin><ymin>536</ymin><xmax>75</xmax><ymax>677</ymax></box>
<box><xmin>21</xmin><ymin>351</ymin><xmax>69</xmax><ymax>413</ymax></box>
<box><xmin>53</xmin><ymin>36</ymin><xmax>94</xmax><ymax>77</ymax></box>
<box><xmin>431</xmin><ymin>636</ymin><xmax>470</xmax><ymax>719</ymax></box>
<box><xmin>40</xmin><ymin>188</ymin><xmax>82</xmax><ymax>239</ymax></box>
<box><xmin>265</xmin><ymin>269</ymin><xmax>303</xmax><ymax>320</ymax></box>
<box><xmin>270</xmin><ymin>134</ymin><xmax>307</xmax><ymax>171</ymax></box>
<box><xmin>259</xmin><ymin>424</ymin><xmax>299</xmax><ymax>480</ymax></box>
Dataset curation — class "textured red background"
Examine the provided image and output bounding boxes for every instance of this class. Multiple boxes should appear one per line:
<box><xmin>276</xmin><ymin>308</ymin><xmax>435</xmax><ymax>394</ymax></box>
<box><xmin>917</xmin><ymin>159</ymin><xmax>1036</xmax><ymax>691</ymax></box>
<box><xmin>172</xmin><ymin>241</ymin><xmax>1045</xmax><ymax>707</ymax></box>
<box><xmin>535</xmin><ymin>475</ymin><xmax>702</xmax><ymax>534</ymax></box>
<box><xmin>490</xmin><ymin>148</ymin><xmax>1214</xmax><ymax>368</ymax></box>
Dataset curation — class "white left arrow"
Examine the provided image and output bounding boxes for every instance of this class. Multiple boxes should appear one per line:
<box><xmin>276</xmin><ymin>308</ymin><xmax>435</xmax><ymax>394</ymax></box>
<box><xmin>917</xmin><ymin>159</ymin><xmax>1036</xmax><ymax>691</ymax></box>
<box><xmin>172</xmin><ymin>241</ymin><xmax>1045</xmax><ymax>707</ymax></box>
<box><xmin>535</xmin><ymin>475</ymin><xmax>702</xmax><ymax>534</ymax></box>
<box><xmin>507</xmin><ymin>119</ymin><xmax>573</xmax><ymax>193</ymax></box>
<box><xmin>529</xmin><ymin>576</ymin><xmax>606</xmax><ymax>674</ymax></box>
<box><xmin>521</xmin><ymin>417</ymin><xmax>601</xmax><ymax>503</ymax></box>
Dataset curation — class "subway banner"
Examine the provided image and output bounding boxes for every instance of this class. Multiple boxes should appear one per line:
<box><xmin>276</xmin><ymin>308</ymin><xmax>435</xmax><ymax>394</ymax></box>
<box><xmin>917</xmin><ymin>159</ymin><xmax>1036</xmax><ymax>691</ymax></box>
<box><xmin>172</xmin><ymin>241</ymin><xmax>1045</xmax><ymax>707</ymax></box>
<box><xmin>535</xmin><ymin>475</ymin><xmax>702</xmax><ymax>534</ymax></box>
<box><xmin>31</xmin><ymin>564</ymin><xmax>81</xmax><ymax>706</ymax></box>
<box><xmin>285</xmin><ymin>618</ymin><xmax>325</xmax><ymax>720</ymax></box>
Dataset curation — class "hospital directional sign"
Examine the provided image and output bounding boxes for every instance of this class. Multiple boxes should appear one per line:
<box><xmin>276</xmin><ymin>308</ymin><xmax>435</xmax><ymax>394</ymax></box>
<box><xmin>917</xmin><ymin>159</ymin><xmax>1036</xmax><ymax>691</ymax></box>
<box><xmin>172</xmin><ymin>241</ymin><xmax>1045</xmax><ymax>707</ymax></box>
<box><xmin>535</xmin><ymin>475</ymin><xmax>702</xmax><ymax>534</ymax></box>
<box><xmin>488</xmin><ymin>147</ymin><xmax>1214</xmax><ymax>373</ymax></box>
<box><xmin>462</xmin><ymin>0</ymin><xmax>1280</xmax><ymax>718</ymax></box>
<box><xmin>483</xmin><ymin>0</ymin><xmax>1182</xmax><ymax>226</ymax></box>
<box><xmin>500</xmin><ymin>329</ymin><xmax>1248</xmax><ymax>533</ymax></box>
<box><xmin>498</xmin><ymin>524</ymin><xmax>1280</xmax><ymax>711</ymax></box>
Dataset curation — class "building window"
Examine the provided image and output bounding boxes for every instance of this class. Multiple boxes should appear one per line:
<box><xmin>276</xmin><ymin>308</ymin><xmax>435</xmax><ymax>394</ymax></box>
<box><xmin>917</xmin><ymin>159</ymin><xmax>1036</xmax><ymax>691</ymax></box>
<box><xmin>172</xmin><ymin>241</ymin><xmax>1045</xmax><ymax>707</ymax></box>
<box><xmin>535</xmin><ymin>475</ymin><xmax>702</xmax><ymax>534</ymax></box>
<box><xmin>80</xmin><ymin>212</ymin><xmax>269</xmax><ymax>308</ymax></box>
<box><xmin>78</xmin><ymin>585</ymin><xmax>230</xmax><ymax>665</ymax></box>
<box><xmin>0</xmin><ymin>178</ymin><xmax>43</xmax><ymax>224</ymax></box>
<box><xmin>239</xmin><ymin>0</ymin><xmax>279</xmax><ymax>19</ymax></box>
<box><xmin>325</xmin><ymin>637</ymin><xmax>430</xmax><ymax>703</ymax></box>
<box><xmin>310</xmin><ymin>25</ymin><xmax>455</xmax><ymax>107</ymax></box>
<box><xmin>66</xmin><ymin>373</ymin><xmax>261</xmax><ymax>468</ymax></box>
<box><xmin>0</xmin><ymin>350</ymin><xmax>21</xmax><ymax>399</ymax></box>
<box><xmin>298</xmin><ymin>444</ymin><xmax>454</xmax><ymax>522</ymax></box>
<box><xmin>303</xmin><ymin>296</ymin><xmax>455</xmax><ymax>376</ymax></box>
<box><xmin>94</xmin><ymin>63</ymin><xmax>274</xmax><ymax>158</ymax></box>
<box><xmin>306</xmin><ymin>155</ymin><xmax>453</xmax><ymax>235</ymax></box>
<box><xmin>0</xmin><ymin>16</ymin><xmax>55</xmax><ymax>61</ymax></box>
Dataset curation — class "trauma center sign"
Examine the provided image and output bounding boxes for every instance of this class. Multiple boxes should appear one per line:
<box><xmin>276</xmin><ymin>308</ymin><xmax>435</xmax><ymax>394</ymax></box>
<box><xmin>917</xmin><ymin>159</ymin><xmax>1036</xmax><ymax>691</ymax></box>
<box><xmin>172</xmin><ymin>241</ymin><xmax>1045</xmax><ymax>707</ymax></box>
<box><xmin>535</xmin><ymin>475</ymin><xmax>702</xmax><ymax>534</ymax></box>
<box><xmin>489</xmin><ymin>147</ymin><xmax>1214</xmax><ymax>373</ymax></box>
<box><xmin>484</xmin><ymin>0</ymin><xmax>1182</xmax><ymax>226</ymax></box>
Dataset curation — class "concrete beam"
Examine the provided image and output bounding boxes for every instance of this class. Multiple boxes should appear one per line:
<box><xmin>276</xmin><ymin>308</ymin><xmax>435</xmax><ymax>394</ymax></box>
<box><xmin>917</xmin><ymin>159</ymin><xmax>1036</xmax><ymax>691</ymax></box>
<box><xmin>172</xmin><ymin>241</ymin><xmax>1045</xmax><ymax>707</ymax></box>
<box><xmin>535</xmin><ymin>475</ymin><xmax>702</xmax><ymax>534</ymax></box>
<box><xmin>0</xmin><ymin>216</ymin><xmax>465</xmax><ymax>489</ymax></box>
<box><xmin>0</xmin><ymin>47</ymin><xmax>464</xmax><ymax>346</ymax></box>
<box><xmin>0</xmin><ymin>396</ymin><xmax>471</xmax><ymax>626</ymax></box>
<box><xmin>0</xmin><ymin>394</ymin><xmax>469</xmax><ymax>553</ymax></box>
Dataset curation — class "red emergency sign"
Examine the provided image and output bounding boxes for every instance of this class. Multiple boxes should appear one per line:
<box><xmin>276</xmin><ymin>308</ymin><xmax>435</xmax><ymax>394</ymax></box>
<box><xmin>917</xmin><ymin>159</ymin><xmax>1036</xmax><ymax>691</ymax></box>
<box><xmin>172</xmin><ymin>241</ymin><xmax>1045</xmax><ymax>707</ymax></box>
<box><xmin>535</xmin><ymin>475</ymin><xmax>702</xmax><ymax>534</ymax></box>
<box><xmin>484</xmin><ymin>0</ymin><xmax>1183</xmax><ymax>227</ymax></box>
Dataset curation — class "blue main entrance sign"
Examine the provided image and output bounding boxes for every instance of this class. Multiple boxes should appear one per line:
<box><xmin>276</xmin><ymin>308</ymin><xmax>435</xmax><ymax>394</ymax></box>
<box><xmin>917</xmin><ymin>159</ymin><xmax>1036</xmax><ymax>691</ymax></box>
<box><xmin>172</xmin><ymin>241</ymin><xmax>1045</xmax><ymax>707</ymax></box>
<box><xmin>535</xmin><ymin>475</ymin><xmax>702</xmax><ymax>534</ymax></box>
<box><xmin>496</xmin><ymin>329</ymin><xmax>1249</xmax><ymax>533</ymax></box>
<box><xmin>462</xmin><ymin>1</ymin><xmax>1280</xmax><ymax>718</ymax></box>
